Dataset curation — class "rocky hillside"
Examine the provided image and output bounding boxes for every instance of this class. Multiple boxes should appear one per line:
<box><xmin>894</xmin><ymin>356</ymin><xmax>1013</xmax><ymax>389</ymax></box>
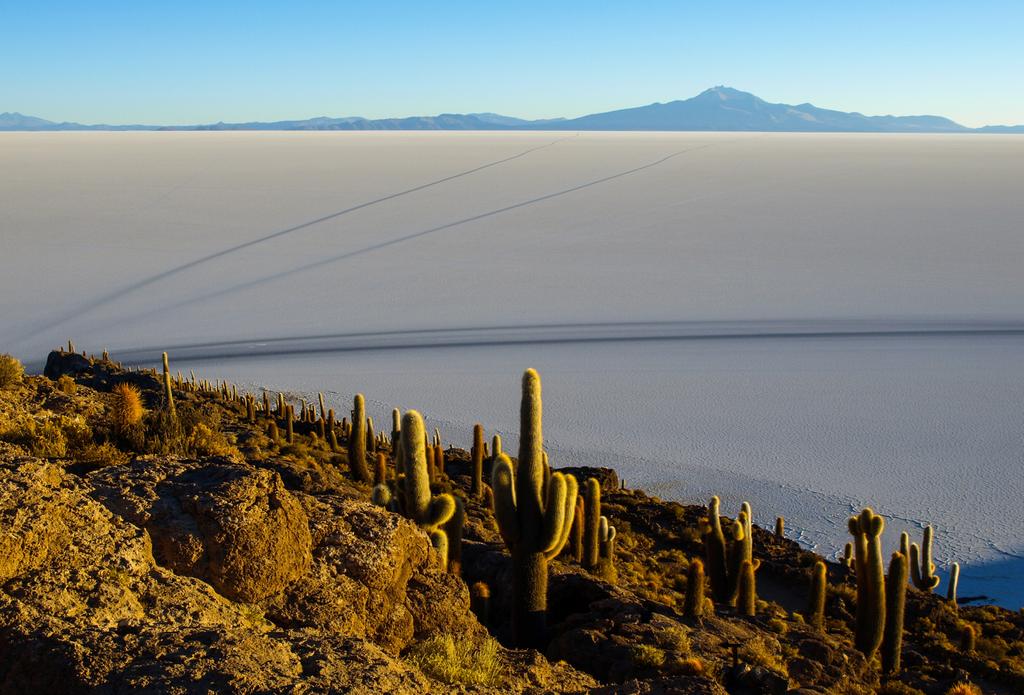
<box><xmin>0</xmin><ymin>349</ymin><xmax>1020</xmax><ymax>694</ymax></box>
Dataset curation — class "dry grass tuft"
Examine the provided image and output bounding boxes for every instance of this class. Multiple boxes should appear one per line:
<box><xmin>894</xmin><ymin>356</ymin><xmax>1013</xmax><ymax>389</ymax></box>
<box><xmin>406</xmin><ymin>634</ymin><xmax>504</xmax><ymax>687</ymax></box>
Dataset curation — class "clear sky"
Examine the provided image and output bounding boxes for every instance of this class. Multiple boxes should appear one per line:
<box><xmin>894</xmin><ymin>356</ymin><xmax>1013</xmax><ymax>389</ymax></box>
<box><xmin>2</xmin><ymin>1</ymin><xmax>1022</xmax><ymax>127</ymax></box>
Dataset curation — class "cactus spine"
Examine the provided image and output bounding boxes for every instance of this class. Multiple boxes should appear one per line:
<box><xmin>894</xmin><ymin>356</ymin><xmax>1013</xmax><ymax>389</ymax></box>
<box><xmin>348</xmin><ymin>394</ymin><xmax>370</xmax><ymax>482</ymax></box>
<box><xmin>882</xmin><ymin>551</ymin><xmax>908</xmax><ymax>675</ymax></box>
<box><xmin>849</xmin><ymin>508</ymin><xmax>886</xmax><ymax>661</ymax></box>
<box><xmin>582</xmin><ymin>477</ymin><xmax>601</xmax><ymax>571</ymax></box>
<box><xmin>471</xmin><ymin>423</ymin><xmax>485</xmax><ymax>498</ymax></box>
<box><xmin>683</xmin><ymin>559</ymin><xmax>706</xmax><ymax>619</ymax></box>
<box><xmin>909</xmin><ymin>526</ymin><xmax>940</xmax><ymax>592</ymax></box>
<box><xmin>491</xmin><ymin>369</ymin><xmax>577</xmax><ymax>647</ymax></box>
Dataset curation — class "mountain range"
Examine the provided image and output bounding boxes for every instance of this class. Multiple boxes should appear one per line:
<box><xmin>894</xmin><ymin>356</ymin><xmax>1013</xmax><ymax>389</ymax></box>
<box><xmin>3</xmin><ymin>87</ymin><xmax>1022</xmax><ymax>133</ymax></box>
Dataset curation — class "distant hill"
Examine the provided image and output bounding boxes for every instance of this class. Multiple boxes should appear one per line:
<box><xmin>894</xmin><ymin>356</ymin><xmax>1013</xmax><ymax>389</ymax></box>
<box><xmin>2</xmin><ymin>88</ymin><xmax>1019</xmax><ymax>133</ymax></box>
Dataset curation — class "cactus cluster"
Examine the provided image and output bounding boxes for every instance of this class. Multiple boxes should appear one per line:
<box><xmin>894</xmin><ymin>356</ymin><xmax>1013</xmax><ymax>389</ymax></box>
<box><xmin>848</xmin><ymin>508</ymin><xmax>886</xmax><ymax>661</ymax></box>
<box><xmin>910</xmin><ymin>526</ymin><xmax>941</xmax><ymax>592</ymax></box>
<box><xmin>701</xmin><ymin>497</ymin><xmax>759</xmax><ymax>610</ymax></box>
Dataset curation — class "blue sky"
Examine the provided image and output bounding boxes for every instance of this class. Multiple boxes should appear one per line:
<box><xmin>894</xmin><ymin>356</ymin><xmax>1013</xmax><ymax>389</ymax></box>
<box><xmin>2</xmin><ymin>1</ymin><xmax>1022</xmax><ymax>127</ymax></box>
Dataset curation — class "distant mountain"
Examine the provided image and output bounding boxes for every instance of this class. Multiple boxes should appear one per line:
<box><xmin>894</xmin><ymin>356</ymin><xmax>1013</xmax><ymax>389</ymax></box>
<box><xmin>524</xmin><ymin>87</ymin><xmax>970</xmax><ymax>133</ymax></box>
<box><xmin>2</xmin><ymin>89</ymin><xmax>1020</xmax><ymax>133</ymax></box>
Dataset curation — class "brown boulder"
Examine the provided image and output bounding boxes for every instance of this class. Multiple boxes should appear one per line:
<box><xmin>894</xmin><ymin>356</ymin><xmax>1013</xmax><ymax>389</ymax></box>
<box><xmin>89</xmin><ymin>457</ymin><xmax>312</xmax><ymax>602</ymax></box>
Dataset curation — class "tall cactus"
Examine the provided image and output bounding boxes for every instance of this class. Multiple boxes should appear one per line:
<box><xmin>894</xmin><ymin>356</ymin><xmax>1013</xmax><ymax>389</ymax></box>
<box><xmin>582</xmin><ymin>478</ymin><xmax>601</xmax><ymax>571</ymax></box>
<box><xmin>492</xmin><ymin>369</ymin><xmax>577</xmax><ymax>647</ymax></box>
<box><xmin>445</xmin><ymin>496</ymin><xmax>465</xmax><ymax>575</ymax></box>
<box><xmin>702</xmin><ymin>496</ymin><xmax>729</xmax><ymax>602</ymax></box>
<box><xmin>849</xmin><ymin>508</ymin><xmax>886</xmax><ymax>661</ymax></box>
<box><xmin>808</xmin><ymin>561</ymin><xmax>827</xmax><ymax>631</ymax></box>
<box><xmin>882</xmin><ymin>551</ymin><xmax>908</xmax><ymax>675</ymax></box>
<box><xmin>471</xmin><ymin>423</ymin><xmax>485</xmax><ymax>498</ymax></box>
<box><xmin>390</xmin><ymin>408</ymin><xmax>401</xmax><ymax>454</ymax></box>
<box><xmin>909</xmin><ymin>525</ymin><xmax>940</xmax><ymax>592</ymax></box>
<box><xmin>348</xmin><ymin>394</ymin><xmax>370</xmax><ymax>482</ymax></box>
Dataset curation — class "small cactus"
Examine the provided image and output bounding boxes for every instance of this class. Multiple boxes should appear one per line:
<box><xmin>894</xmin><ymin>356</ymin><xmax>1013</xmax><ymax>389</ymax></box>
<box><xmin>808</xmin><ymin>560</ymin><xmax>827</xmax><ymax>631</ymax></box>
<box><xmin>470</xmin><ymin>582</ymin><xmax>491</xmax><ymax>626</ymax></box>
<box><xmin>683</xmin><ymin>559</ymin><xmax>706</xmax><ymax>619</ymax></box>
<box><xmin>947</xmin><ymin>562</ymin><xmax>960</xmax><ymax>609</ymax></box>
<box><xmin>111</xmin><ymin>382</ymin><xmax>145</xmax><ymax>432</ymax></box>
<box><xmin>774</xmin><ymin>516</ymin><xmax>784</xmax><ymax>538</ymax></box>
<box><xmin>471</xmin><ymin>423</ymin><xmax>485</xmax><ymax>498</ymax></box>
<box><xmin>960</xmin><ymin>624</ymin><xmax>976</xmax><ymax>653</ymax></box>
<box><xmin>445</xmin><ymin>496</ymin><xmax>465</xmax><ymax>575</ymax></box>
<box><xmin>373</xmin><ymin>453</ymin><xmax>387</xmax><ymax>486</ymax></box>
<box><xmin>882</xmin><ymin>551</ymin><xmax>908</xmax><ymax>675</ymax></box>
<box><xmin>597</xmin><ymin>515</ymin><xmax>617</xmax><ymax>583</ymax></box>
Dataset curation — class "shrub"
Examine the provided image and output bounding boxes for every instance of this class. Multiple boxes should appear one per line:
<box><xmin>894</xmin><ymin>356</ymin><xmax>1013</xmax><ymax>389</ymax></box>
<box><xmin>74</xmin><ymin>442</ymin><xmax>129</xmax><ymax>468</ymax></box>
<box><xmin>631</xmin><ymin>644</ymin><xmax>666</xmax><ymax>668</ymax></box>
<box><xmin>0</xmin><ymin>354</ymin><xmax>24</xmax><ymax>389</ymax></box>
<box><xmin>945</xmin><ymin>683</ymin><xmax>982</xmax><ymax>695</ymax></box>
<box><xmin>405</xmin><ymin>634</ymin><xmax>504</xmax><ymax>687</ymax></box>
<box><xmin>56</xmin><ymin>375</ymin><xmax>77</xmax><ymax>395</ymax></box>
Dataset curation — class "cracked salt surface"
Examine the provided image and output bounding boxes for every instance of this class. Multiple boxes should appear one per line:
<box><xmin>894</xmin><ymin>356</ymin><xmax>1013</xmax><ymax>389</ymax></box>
<box><xmin>3</xmin><ymin>131</ymin><xmax>1022</xmax><ymax>607</ymax></box>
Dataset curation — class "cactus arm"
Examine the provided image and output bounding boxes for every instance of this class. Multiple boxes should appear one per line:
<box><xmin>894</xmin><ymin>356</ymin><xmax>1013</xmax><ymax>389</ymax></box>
<box><xmin>492</xmin><ymin>453</ymin><xmax>520</xmax><ymax>547</ymax></box>
<box><xmin>425</xmin><ymin>493</ymin><xmax>456</xmax><ymax>531</ymax></box>
<box><xmin>539</xmin><ymin>472</ymin><xmax>568</xmax><ymax>554</ymax></box>
<box><xmin>545</xmin><ymin>473</ymin><xmax>578</xmax><ymax>561</ymax></box>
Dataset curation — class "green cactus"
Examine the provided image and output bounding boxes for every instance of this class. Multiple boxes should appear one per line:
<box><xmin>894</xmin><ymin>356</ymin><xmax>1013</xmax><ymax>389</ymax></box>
<box><xmin>598</xmin><ymin>515</ymin><xmax>617</xmax><ymax>583</ymax></box>
<box><xmin>285</xmin><ymin>405</ymin><xmax>294</xmax><ymax>444</ymax></box>
<box><xmin>882</xmin><ymin>551</ymin><xmax>908</xmax><ymax>675</ymax></box>
<box><xmin>683</xmin><ymin>558</ymin><xmax>706</xmax><ymax>619</ymax></box>
<box><xmin>491</xmin><ymin>369</ymin><xmax>577</xmax><ymax>648</ymax></box>
<box><xmin>582</xmin><ymin>477</ymin><xmax>601</xmax><ymax>571</ymax></box>
<box><xmin>774</xmin><ymin>516</ymin><xmax>785</xmax><ymax>538</ymax></box>
<box><xmin>702</xmin><ymin>496</ymin><xmax>729</xmax><ymax>603</ymax></box>
<box><xmin>491</xmin><ymin>434</ymin><xmax>502</xmax><ymax>460</ymax></box>
<box><xmin>471</xmin><ymin>423</ymin><xmax>485</xmax><ymax>498</ymax></box>
<box><xmin>348</xmin><ymin>394</ymin><xmax>370</xmax><ymax>482</ymax></box>
<box><xmin>899</xmin><ymin>532</ymin><xmax>910</xmax><ymax>560</ymax></box>
<box><xmin>909</xmin><ymin>526</ymin><xmax>940</xmax><ymax>592</ymax></box>
<box><xmin>373</xmin><ymin>452</ymin><xmax>387</xmax><ymax>486</ymax></box>
<box><xmin>843</xmin><ymin>542</ymin><xmax>854</xmax><ymax>570</ymax></box>
<box><xmin>849</xmin><ymin>508</ymin><xmax>886</xmax><ymax>661</ymax></box>
<box><xmin>808</xmin><ymin>560</ymin><xmax>827</xmax><ymax>631</ymax></box>
<box><xmin>737</xmin><ymin>559</ymin><xmax>756</xmax><ymax>617</ymax></box>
